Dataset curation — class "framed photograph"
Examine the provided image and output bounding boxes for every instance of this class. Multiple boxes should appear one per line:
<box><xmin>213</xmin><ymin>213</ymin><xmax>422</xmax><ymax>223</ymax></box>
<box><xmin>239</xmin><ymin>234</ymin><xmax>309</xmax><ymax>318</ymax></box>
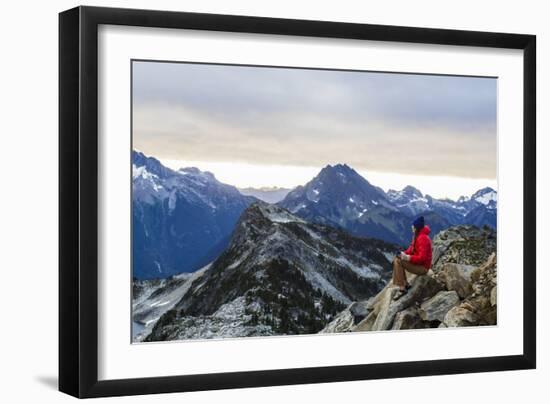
<box><xmin>59</xmin><ymin>6</ymin><xmax>536</xmax><ymax>398</ymax></box>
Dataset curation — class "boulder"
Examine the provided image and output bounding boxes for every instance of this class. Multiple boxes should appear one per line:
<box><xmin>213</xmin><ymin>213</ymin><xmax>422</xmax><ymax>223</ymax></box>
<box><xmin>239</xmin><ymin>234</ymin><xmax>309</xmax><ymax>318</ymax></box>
<box><xmin>353</xmin><ymin>309</ymin><xmax>377</xmax><ymax>332</ymax></box>
<box><xmin>349</xmin><ymin>300</ymin><xmax>371</xmax><ymax>320</ymax></box>
<box><xmin>461</xmin><ymin>301</ymin><xmax>476</xmax><ymax>312</ymax></box>
<box><xmin>461</xmin><ymin>252</ymin><xmax>497</xmax><ymax>325</ymax></box>
<box><xmin>366</xmin><ymin>286</ymin><xmax>389</xmax><ymax>311</ymax></box>
<box><xmin>391</xmin><ymin>307</ymin><xmax>425</xmax><ymax>330</ymax></box>
<box><xmin>419</xmin><ymin>291</ymin><xmax>460</xmax><ymax>322</ymax></box>
<box><xmin>371</xmin><ymin>275</ymin><xmax>444</xmax><ymax>331</ymax></box>
<box><xmin>371</xmin><ymin>287</ymin><xmax>399</xmax><ymax>330</ymax></box>
<box><xmin>320</xmin><ymin>307</ymin><xmax>355</xmax><ymax>333</ymax></box>
<box><xmin>471</xmin><ymin>252</ymin><xmax>497</xmax><ymax>283</ymax></box>
<box><xmin>467</xmin><ymin>295</ymin><xmax>496</xmax><ymax>325</ymax></box>
<box><xmin>431</xmin><ymin>226</ymin><xmax>496</xmax><ymax>271</ymax></box>
<box><xmin>438</xmin><ymin>263</ymin><xmax>475</xmax><ymax>298</ymax></box>
<box><xmin>468</xmin><ymin>295</ymin><xmax>492</xmax><ymax>316</ymax></box>
<box><xmin>320</xmin><ymin>299</ymin><xmax>376</xmax><ymax>333</ymax></box>
<box><xmin>443</xmin><ymin>305</ymin><xmax>479</xmax><ymax>327</ymax></box>
<box><xmin>481</xmin><ymin>306</ymin><xmax>497</xmax><ymax>325</ymax></box>
<box><xmin>367</xmin><ymin>273</ymin><xmax>420</xmax><ymax>311</ymax></box>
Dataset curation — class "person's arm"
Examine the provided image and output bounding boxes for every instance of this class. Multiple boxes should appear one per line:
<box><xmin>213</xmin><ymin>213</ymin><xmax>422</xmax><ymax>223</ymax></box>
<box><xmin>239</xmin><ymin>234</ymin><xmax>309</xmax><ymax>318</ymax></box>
<box><xmin>404</xmin><ymin>237</ymin><xmax>414</xmax><ymax>255</ymax></box>
<box><xmin>409</xmin><ymin>236</ymin><xmax>429</xmax><ymax>265</ymax></box>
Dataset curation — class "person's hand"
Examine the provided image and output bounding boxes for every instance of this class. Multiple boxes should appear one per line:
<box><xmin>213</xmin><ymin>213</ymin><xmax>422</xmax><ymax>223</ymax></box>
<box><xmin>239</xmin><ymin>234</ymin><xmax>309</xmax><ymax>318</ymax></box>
<box><xmin>400</xmin><ymin>252</ymin><xmax>410</xmax><ymax>261</ymax></box>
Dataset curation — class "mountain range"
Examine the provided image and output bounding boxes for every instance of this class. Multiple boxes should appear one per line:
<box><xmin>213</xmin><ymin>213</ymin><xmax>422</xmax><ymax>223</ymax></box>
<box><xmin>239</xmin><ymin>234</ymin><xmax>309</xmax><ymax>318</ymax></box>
<box><xmin>132</xmin><ymin>151</ymin><xmax>497</xmax><ymax>341</ymax></box>
<box><xmin>132</xmin><ymin>152</ymin><xmax>496</xmax><ymax>279</ymax></box>
<box><xmin>278</xmin><ymin>164</ymin><xmax>496</xmax><ymax>245</ymax></box>
<box><xmin>143</xmin><ymin>202</ymin><xmax>399</xmax><ymax>341</ymax></box>
<box><xmin>132</xmin><ymin>151</ymin><xmax>256</xmax><ymax>279</ymax></box>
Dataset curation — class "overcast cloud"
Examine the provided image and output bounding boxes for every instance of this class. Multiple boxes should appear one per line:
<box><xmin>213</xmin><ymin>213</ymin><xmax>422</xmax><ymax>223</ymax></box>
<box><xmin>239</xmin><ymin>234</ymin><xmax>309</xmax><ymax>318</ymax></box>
<box><xmin>132</xmin><ymin>61</ymin><xmax>496</xmax><ymax>180</ymax></box>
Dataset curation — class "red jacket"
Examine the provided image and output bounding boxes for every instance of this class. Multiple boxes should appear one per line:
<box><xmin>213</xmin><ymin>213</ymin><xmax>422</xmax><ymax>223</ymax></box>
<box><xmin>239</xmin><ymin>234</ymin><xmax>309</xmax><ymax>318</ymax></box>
<box><xmin>404</xmin><ymin>225</ymin><xmax>432</xmax><ymax>269</ymax></box>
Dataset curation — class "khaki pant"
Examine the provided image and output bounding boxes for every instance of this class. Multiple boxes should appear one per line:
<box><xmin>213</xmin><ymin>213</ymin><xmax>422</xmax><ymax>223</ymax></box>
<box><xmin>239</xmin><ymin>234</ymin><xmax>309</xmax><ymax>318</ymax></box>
<box><xmin>392</xmin><ymin>257</ymin><xmax>428</xmax><ymax>289</ymax></box>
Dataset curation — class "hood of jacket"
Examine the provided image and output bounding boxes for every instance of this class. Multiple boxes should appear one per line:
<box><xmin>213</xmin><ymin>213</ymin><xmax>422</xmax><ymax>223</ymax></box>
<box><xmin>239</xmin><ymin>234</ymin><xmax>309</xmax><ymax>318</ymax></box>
<box><xmin>418</xmin><ymin>225</ymin><xmax>431</xmax><ymax>236</ymax></box>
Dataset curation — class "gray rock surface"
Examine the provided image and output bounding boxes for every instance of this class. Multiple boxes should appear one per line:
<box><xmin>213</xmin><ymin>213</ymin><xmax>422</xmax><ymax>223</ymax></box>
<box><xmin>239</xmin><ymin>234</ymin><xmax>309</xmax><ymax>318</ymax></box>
<box><xmin>391</xmin><ymin>307</ymin><xmax>425</xmax><ymax>330</ymax></box>
<box><xmin>371</xmin><ymin>275</ymin><xmax>444</xmax><ymax>331</ymax></box>
<box><xmin>444</xmin><ymin>305</ymin><xmax>479</xmax><ymax>327</ymax></box>
<box><xmin>320</xmin><ymin>307</ymin><xmax>355</xmax><ymax>334</ymax></box>
<box><xmin>432</xmin><ymin>225</ymin><xmax>496</xmax><ymax>271</ymax></box>
<box><xmin>349</xmin><ymin>301</ymin><xmax>371</xmax><ymax>319</ymax></box>
<box><xmin>437</xmin><ymin>263</ymin><xmax>475</xmax><ymax>298</ymax></box>
<box><xmin>419</xmin><ymin>291</ymin><xmax>460</xmax><ymax>322</ymax></box>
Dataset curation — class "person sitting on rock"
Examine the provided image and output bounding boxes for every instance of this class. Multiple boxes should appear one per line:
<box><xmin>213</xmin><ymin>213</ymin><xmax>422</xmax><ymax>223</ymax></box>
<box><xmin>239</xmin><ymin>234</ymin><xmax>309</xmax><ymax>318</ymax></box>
<box><xmin>392</xmin><ymin>216</ymin><xmax>433</xmax><ymax>300</ymax></box>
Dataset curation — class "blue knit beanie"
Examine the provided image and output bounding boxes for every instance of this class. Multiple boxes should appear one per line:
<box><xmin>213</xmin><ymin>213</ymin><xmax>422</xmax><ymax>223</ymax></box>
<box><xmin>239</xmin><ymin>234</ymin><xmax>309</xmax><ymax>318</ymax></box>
<box><xmin>413</xmin><ymin>216</ymin><xmax>425</xmax><ymax>230</ymax></box>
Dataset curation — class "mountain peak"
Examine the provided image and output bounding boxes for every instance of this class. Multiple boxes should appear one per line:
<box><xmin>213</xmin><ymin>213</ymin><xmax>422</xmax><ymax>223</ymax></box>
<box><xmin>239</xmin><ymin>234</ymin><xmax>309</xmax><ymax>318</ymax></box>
<box><xmin>472</xmin><ymin>187</ymin><xmax>496</xmax><ymax>198</ymax></box>
<box><xmin>240</xmin><ymin>202</ymin><xmax>305</xmax><ymax>227</ymax></box>
<box><xmin>314</xmin><ymin>164</ymin><xmax>375</xmax><ymax>190</ymax></box>
<box><xmin>178</xmin><ymin>167</ymin><xmax>217</xmax><ymax>183</ymax></box>
<box><xmin>132</xmin><ymin>150</ymin><xmax>175</xmax><ymax>179</ymax></box>
<box><xmin>278</xmin><ymin>164</ymin><xmax>398</xmax><ymax>240</ymax></box>
<box><xmin>333</xmin><ymin>163</ymin><xmax>352</xmax><ymax>171</ymax></box>
<box><xmin>132</xmin><ymin>150</ymin><xmax>256</xmax><ymax>279</ymax></box>
<box><xmin>319</xmin><ymin>163</ymin><xmax>356</xmax><ymax>177</ymax></box>
<box><xmin>471</xmin><ymin>187</ymin><xmax>497</xmax><ymax>206</ymax></box>
<box><xmin>402</xmin><ymin>185</ymin><xmax>423</xmax><ymax>197</ymax></box>
<box><xmin>387</xmin><ymin>185</ymin><xmax>424</xmax><ymax>202</ymax></box>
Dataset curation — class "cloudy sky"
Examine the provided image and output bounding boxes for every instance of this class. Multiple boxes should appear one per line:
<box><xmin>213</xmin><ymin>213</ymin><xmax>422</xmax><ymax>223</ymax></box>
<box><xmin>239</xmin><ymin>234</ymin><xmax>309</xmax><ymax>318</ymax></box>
<box><xmin>132</xmin><ymin>61</ymin><xmax>497</xmax><ymax>199</ymax></box>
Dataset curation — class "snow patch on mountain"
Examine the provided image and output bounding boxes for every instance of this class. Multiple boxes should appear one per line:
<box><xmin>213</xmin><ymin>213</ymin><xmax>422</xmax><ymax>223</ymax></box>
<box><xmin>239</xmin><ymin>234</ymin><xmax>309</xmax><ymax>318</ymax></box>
<box><xmin>357</xmin><ymin>208</ymin><xmax>369</xmax><ymax>218</ymax></box>
<box><xmin>257</xmin><ymin>202</ymin><xmax>306</xmax><ymax>224</ymax></box>
<box><xmin>145</xmin><ymin>296</ymin><xmax>274</xmax><ymax>341</ymax></box>
<box><xmin>132</xmin><ymin>150</ymin><xmax>257</xmax><ymax>278</ymax></box>
<box><xmin>132</xmin><ymin>264</ymin><xmax>211</xmax><ymax>341</ymax></box>
<box><xmin>333</xmin><ymin>256</ymin><xmax>380</xmax><ymax>280</ymax></box>
<box><xmin>304</xmin><ymin>269</ymin><xmax>351</xmax><ymax>304</ymax></box>
<box><xmin>475</xmin><ymin>190</ymin><xmax>497</xmax><ymax>205</ymax></box>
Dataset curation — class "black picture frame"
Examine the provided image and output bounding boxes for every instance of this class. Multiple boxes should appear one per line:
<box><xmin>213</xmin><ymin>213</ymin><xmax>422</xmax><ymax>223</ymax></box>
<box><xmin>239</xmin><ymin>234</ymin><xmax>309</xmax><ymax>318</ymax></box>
<box><xmin>59</xmin><ymin>5</ymin><xmax>536</xmax><ymax>399</ymax></box>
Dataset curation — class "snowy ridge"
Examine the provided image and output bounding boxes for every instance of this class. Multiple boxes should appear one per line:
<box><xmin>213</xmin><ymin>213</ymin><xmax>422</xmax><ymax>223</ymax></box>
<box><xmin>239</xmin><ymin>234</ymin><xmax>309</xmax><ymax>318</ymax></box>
<box><xmin>143</xmin><ymin>202</ymin><xmax>400</xmax><ymax>341</ymax></box>
<box><xmin>279</xmin><ymin>163</ymin><xmax>496</xmax><ymax>247</ymax></box>
<box><xmin>386</xmin><ymin>185</ymin><xmax>497</xmax><ymax>228</ymax></box>
<box><xmin>256</xmin><ymin>203</ymin><xmax>306</xmax><ymax>224</ymax></box>
<box><xmin>133</xmin><ymin>151</ymin><xmax>245</xmax><ymax>210</ymax></box>
<box><xmin>132</xmin><ymin>264</ymin><xmax>210</xmax><ymax>341</ymax></box>
<box><xmin>474</xmin><ymin>190</ymin><xmax>497</xmax><ymax>206</ymax></box>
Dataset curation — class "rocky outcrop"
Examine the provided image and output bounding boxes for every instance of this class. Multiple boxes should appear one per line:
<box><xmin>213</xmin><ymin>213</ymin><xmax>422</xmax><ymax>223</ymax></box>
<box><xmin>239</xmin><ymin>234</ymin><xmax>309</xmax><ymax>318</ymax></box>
<box><xmin>456</xmin><ymin>252</ymin><xmax>497</xmax><ymax>326</ymax></box>
<box><xmin>319</xmin><ymin>308</ymin><xmax>355</xmax><ymax>333</ymax></box>
<box><xmin>419</xmin><ymin>291</ymin><xmax>460</xmax><ymax>322</ymax></box>
<box><xmin>431</xmin><ymin>225</ymin><xmax>496</xmax><ymax>271</ymax></box>
<box><xmin>437</xmin><ymin>263</ymin><xmax>475</xmax><ymax>298</ymax></box>
<box><xmin>444</xmin><ymin>305</ymin><xmax>479</xmax><ymax>327</ymax></box>
<box><xmin>370</xmin><ymin>274</ymin><xmax>444</xmax><ymax>331</ymax></box>
<box><xmin>391</xmin><ymin>307</ymin><xmax>425</xmax><ymax>330</ymax></box>
<box><xmin>321</xmin><ymin>225</ymin><xmax>497</xmax><ymax>333</ymax></box>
